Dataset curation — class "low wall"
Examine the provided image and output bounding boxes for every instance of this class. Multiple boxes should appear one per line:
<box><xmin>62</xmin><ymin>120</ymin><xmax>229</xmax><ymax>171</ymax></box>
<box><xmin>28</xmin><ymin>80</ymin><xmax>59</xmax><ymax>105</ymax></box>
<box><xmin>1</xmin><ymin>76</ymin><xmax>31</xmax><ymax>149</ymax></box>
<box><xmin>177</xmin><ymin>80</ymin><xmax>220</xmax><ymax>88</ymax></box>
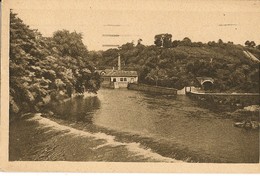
<box><xmin>101</xmin><ymin>82</ymin><xmax>114</xmax><ymax>89</ymax></box>
<box><xmin>187</xmin><ymin>92</ymin><xmax>260</xmax><ymax>107</ymax></box>
<box><xmin>128</xmin><ymin>83</ymin><xmax>177</xmax><ymax>95</ymax></box>
<box><xmin>101</xmin><ymin>82</ymin><xmax>131</xmax><ymax>88</ymax></box>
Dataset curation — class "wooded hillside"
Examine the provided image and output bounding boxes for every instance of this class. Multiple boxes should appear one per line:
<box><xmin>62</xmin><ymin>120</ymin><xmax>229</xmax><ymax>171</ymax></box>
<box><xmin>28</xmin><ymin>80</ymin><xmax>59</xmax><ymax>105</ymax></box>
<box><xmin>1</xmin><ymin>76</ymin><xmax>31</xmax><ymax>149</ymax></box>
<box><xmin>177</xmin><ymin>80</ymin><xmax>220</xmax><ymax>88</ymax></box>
<box><xmin>91</xmin><ymin>37</ymin><xmax>259</xmax><ymax>93</ymax></box>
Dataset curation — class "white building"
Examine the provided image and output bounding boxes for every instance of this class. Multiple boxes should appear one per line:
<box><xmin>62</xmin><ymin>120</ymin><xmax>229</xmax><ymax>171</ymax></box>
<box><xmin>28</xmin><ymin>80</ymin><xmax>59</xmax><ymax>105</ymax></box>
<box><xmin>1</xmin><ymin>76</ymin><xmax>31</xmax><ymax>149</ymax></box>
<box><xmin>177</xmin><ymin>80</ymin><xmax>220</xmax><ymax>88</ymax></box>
<box><xmin>100</xmin><ymin>69</ymin><xmax>138</xmax><ymax>88</ymax></box>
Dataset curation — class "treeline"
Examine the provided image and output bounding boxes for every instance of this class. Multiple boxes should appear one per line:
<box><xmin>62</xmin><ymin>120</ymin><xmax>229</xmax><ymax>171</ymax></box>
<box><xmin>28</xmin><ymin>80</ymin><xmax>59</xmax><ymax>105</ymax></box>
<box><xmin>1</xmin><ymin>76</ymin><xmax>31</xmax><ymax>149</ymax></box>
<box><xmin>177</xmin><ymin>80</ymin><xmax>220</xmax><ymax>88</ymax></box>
<box><xmin>90</xmin><ymin>34</ymin><xmax>259</xmax><ymax>92</ymax></box>
<box><xmin>10</xmin><ymin>11</ymin><xmax>101</xmax><ymax>116</ymax></box>
<box><xmin>154</xmin><ymin>33</ymin><xmax>260</xmax><ymax>49</ymax></box>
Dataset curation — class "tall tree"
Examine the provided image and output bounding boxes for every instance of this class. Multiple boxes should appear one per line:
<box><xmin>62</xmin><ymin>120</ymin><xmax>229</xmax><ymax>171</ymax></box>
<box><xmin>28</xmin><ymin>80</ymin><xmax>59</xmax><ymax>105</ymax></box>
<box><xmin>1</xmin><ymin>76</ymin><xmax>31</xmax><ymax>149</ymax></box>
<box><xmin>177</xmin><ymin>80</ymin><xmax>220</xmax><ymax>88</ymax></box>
<box><xmin>52</xmin><ymin>30</ymin><xmax>88</xmax><ymax>58</ymax></box>
<box><xmin>154</xmin><ymin>33</ymin><xmax>172</xmax><ymax>48</ymax></box>
<box><xmin>245</xmin><ymin>40</ymin><xmax>256</xmax><ymax>48</ymax></box>
<box><xmin>137</xmin><ymin>38</ymin><xmax>143</xmax><ymax>45</ymax></box>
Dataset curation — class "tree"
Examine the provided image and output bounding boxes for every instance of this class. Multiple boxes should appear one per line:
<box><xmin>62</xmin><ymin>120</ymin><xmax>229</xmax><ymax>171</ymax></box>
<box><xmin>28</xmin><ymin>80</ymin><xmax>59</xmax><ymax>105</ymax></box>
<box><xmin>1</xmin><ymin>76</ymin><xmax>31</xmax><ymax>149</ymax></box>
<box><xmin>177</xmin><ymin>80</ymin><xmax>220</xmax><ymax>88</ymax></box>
<box><xmin>145</xmin><ymin>67</ymin><xmax>160</xmax><ymax>86</ymax></box>
<box><xmin>245</xmin><ymin>40</ymin><xmax>250</xmax><ymax>47</ymax></box>
<box><xmin>154</xmin><ymin>33</ymin><xmax>172</xmax><ymax>48</ymax></box>
<box><xmin>74</xmin><ymin>68</ymin><xmax>101</xmax><ymax>94</ymax></box>
<box><xmin>250</xmin><ymin>41</ymin><xmax>256</xmax><ymax>47</ymax></box>
<box><xmin>180</xmin><ymin>37</ymin><xmax>192</xmax><ymax>46</ymax></box>
<box><xmin>245</xmin><ymin>40</ymin><xmax>256</xmax><ymax>48</ymax></box>
<box><xmin>207</xmin><ymin>41</ymin><xmax>217</xmax><ymax>46</ymax></box>
<box><xmin>172</xmin><ymin>40</ymin><xmax>181</xmax><ymax>47</ymax></box>
<box><xmin>137</xmin><ymin>38</ymin><xmax>143</xmax><ymax>45</ymax></box>
<box><xmin>52</xmin><ymin>30</ymin><xmax>88</xmax><ymax>58</ymax></box>
<box><xmin>120</xmin><ymin>42</ymin><xmax>135</xmax><ymax>51</ymax></box>
<box><xmin>218</xmin><ymin>39</ymin><xmax>224</xmax><ymax>44</ymax></box>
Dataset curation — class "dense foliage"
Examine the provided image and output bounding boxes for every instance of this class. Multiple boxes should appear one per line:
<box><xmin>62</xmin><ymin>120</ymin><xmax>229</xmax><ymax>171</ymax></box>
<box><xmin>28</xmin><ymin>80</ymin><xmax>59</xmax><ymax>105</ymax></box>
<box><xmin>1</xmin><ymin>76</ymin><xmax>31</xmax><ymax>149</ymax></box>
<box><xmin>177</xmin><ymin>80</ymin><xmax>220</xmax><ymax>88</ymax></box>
<box><xmin>10</xmin><ymin>11</ymin><xmax>101</xmax><ymax>115</ymax></box>
<box><xmin>91</xmin><ymin>36</ymin><xmax>259</xmax><ymax>92</ymax></box>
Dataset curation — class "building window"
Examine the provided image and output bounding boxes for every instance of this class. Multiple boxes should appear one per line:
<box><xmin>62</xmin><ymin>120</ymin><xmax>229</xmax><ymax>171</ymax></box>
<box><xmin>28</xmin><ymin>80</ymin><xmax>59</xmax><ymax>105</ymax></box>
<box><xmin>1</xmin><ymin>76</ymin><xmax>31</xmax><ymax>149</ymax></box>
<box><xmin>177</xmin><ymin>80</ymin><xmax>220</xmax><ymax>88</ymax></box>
<box><xmin>120</xmin><ymin>78</ymin><xmax>123</xmax><ymax>82</ymax></box>
<box><xmin>113</xmin><ymin>78</ymin><xmax>116</xmax><ymax>82</ymax></box>
<box><xmin>124</xmin><ymin>78</ymin><xmax>127</xmax><ymax>81</ymax></box>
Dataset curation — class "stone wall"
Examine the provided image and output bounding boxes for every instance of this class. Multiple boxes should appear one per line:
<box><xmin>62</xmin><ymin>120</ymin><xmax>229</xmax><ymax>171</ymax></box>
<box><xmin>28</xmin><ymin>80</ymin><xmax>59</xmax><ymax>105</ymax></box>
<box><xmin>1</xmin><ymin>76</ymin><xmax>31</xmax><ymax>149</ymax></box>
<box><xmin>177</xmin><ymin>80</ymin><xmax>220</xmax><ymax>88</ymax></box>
<box><xmin>187</xmin><ymin>92</ymin><xmax>260</xmax><ymax>107</ymax></box>
<box><xmin>128</xmin><ymin>83</ymin><xmax>177</xmax><ymax>95</ymax></box>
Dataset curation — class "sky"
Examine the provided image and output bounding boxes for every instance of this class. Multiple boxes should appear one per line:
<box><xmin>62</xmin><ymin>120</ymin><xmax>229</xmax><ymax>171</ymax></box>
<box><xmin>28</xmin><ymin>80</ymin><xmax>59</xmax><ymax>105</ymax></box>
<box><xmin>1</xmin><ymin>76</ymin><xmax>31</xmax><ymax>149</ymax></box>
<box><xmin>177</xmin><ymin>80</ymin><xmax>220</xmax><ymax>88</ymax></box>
<box><xmin>11</xmin><ymin>0</ymin><xmax>260</xmax><ymax>51</ymax></box>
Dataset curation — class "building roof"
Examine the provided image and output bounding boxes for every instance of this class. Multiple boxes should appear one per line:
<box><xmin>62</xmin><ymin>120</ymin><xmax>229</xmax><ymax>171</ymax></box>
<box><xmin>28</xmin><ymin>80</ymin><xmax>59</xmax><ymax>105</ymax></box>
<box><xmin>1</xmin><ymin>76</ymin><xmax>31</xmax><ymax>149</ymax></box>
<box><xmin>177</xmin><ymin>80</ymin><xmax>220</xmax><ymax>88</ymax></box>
<box><xmin>102</xmin><ymin>69</ymin><xmax>138</xmax><ymax>77</ymax></box>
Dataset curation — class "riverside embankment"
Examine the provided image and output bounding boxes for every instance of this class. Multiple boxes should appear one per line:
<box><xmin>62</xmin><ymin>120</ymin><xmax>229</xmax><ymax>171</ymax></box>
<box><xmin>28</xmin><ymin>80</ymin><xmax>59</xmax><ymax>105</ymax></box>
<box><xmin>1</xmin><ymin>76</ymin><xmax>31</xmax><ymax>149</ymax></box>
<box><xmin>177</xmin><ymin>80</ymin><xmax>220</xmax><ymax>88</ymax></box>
<box><xmin>128</xmin><ymin>83</ymin><xmax>177</xmax><ymax>95</ymax></box>
<box><xmin>187</xmin><ymin>91</ymin><xmax>260</xmax><ymax>107</ymax></box>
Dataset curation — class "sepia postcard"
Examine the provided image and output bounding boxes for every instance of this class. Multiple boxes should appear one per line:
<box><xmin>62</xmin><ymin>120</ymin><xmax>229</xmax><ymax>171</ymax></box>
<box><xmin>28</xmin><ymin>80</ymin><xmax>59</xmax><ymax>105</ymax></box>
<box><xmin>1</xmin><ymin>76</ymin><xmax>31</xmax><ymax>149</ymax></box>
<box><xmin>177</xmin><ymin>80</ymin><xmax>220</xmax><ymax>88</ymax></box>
<box><xmin>1</xmin><ymin>0</ymin><xmax>260</xmax><ymax>173</ymax></box>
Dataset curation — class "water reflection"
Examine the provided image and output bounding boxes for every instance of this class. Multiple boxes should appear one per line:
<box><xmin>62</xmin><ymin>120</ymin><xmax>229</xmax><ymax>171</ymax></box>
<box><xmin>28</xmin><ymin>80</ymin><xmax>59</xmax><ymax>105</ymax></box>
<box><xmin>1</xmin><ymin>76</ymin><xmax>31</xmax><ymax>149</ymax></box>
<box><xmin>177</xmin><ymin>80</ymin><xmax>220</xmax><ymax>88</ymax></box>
<box><xmin>52</xmin><ymin>95</ymin><xmax>101</xmax><ymax>123</ymax></box>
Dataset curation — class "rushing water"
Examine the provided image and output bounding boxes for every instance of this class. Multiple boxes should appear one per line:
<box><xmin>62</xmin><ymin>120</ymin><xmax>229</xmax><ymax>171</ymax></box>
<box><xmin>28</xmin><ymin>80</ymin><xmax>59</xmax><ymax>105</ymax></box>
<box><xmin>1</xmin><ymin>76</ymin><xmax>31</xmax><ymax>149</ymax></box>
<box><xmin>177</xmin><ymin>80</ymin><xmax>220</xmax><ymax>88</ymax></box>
<box><xmin>9</xmin><ymin>89</ymin><xmax>259</xmax><ymax>162</ymax></box>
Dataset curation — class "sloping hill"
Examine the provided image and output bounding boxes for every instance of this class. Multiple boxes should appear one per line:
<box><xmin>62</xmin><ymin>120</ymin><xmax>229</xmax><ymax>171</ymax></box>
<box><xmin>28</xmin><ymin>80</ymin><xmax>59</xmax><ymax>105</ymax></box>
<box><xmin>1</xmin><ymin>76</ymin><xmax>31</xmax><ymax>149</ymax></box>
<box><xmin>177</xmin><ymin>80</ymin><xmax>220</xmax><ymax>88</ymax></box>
<box><xmin>92</xmin><ymin>43</ymin><xmax>259</xmax><ymax>93</ymax></box>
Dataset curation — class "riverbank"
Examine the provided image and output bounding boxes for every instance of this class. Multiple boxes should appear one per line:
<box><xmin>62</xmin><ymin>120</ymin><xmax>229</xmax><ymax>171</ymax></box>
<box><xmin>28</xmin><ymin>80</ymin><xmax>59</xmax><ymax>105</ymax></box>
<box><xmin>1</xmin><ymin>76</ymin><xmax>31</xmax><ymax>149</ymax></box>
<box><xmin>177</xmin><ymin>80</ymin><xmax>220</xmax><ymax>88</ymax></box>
<box><xmin>187</xmin><ymin>91</ymin><xmax>260</xmax><ymax>108</ymax></box>
<box><xmin>227</xmin><ymin>105</ymin><xmax>260</xmax><ymax>122</ymax></box>
<box><xmin>186</xmin><ymin>91</ymin><xmax>260</xmax><ymax>129</ymax></box>
<box><xmin>9</xmin><ymin>90</ymin><xmax>68</xmax><ymax>122</ymax></box>
<box><xmin>10</xmin><ymin>90</ymin><xmax>97</xmax><ymax>122</ymax></box>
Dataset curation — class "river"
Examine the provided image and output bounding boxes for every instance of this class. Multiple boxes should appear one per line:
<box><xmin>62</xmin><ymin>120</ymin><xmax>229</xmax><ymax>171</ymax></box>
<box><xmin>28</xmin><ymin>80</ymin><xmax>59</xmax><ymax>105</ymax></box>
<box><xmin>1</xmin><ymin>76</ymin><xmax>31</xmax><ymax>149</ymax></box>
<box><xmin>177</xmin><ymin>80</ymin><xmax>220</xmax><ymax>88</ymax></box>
<box><xmin>9</xmin><ymin>89</ymin><xmax>259</xmax><ymax>162</ymax></box>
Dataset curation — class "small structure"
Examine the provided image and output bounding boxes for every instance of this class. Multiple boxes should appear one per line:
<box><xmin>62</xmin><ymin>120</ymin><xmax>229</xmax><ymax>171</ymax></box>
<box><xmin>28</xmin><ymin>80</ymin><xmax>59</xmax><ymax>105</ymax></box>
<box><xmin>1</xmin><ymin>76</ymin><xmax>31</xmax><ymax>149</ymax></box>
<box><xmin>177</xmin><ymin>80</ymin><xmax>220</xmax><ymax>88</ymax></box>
<box><xmin>101</xmin><ymin>69</ymin><xmax>138</xmax><ymax>88</ymax></box>
<box><xmin>98</xmin><ymin>54</ymin><xmax>138</xmax><ymax>88</ymax></box>
<box><xmin>196</xmin><ymin>77</ymin><xmax>214</xmax><ymax>91</ymax></box>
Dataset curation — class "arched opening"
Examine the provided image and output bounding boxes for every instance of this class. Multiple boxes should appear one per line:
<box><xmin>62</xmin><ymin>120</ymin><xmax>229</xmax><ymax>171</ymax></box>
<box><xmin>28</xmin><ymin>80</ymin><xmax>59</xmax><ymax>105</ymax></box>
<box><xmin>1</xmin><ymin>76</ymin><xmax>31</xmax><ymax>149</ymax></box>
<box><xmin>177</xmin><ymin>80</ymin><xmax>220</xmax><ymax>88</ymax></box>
<box><xmin>202</xmin><ymin>81</ymin><xmax>213</xmax><ymax>91</ymax></box>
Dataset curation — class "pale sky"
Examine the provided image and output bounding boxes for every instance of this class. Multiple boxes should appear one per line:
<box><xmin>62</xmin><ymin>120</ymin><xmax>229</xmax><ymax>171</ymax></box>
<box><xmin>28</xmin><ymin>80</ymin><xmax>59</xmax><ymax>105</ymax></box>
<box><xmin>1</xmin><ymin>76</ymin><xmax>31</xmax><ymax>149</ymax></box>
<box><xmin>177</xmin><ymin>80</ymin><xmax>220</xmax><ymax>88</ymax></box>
<box><xmin>11</xmin><ymin>0</ymin><xmax>260</xmax><ymax>51</ymax></box>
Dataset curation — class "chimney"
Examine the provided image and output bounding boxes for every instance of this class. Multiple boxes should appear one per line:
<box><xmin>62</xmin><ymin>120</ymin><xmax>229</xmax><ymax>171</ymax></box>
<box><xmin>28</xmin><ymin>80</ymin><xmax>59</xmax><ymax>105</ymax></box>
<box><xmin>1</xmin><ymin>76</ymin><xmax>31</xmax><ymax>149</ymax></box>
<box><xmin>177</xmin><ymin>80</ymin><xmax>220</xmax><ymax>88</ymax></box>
<box><xmin>118</xmin><ymin>54</ymin><xmax>121</xmax><ymax>70</ymax></box>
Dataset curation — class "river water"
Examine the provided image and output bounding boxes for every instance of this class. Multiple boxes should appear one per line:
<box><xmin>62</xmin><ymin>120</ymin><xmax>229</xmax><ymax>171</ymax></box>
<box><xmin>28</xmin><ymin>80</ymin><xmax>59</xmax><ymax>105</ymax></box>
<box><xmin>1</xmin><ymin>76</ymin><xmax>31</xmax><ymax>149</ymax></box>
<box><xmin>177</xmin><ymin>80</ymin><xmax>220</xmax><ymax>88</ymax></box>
<box><xmin>9</xmin><ymin>89</ymin><xmax>259</xmax><ymax>162</ymax></box>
